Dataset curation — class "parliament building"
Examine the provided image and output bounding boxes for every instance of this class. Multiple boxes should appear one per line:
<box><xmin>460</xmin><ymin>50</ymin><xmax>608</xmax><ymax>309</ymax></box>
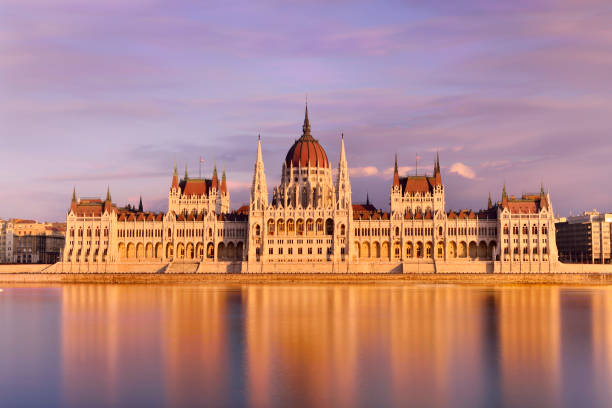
<box><xmin>61</xmin><ymin>106</ymin><xmax>559</xmax><ymax>273</ymax></box>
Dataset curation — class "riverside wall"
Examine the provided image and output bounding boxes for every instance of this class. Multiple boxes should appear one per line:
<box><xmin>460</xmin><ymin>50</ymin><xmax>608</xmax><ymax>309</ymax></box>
<box><xmin>1</xmin><ymin>260</ymin><xmax>612</xmax><ymax>277</ymax></box>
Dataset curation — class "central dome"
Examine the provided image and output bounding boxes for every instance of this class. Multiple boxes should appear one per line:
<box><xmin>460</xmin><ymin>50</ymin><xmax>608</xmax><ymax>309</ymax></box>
<box><xmin>284</xmin><ymin>105</ymin><xmax>329</xmax><ymax>168</ymax></box>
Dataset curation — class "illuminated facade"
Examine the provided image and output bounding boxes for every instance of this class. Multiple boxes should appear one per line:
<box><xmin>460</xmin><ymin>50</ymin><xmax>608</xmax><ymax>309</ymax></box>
<box><xmin>62</xmin><ymin>106</ymin><xmax>559</xmax><ymax>273</ymax></box>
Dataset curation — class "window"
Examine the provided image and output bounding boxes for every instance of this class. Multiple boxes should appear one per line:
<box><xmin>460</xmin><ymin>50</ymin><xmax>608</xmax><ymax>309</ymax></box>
<box><xmin>269</xmin><ymin>248</ymin><xmax>273</xmax><ymax>255</ymax></box>
<box><xmin>308</xmin><ymin>248</ymin><xmax>312</xmax><ymax>255</ymax></box>
<box><xmin>317</xmin><ymin>248</ymin><xmax>322</xmax><ymax>255</ymax></box>
<box><xmin>298</xmin><ymin>248</ymin><xmax>302</xmax><ymax>255</ymax></box>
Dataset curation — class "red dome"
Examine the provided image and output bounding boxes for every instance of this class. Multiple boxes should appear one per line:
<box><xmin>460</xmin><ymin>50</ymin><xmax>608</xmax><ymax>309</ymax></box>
<box><xmin>284</xmin><ymin>105</ymin><xmax>329</xmax><ymax>168</ymax></box>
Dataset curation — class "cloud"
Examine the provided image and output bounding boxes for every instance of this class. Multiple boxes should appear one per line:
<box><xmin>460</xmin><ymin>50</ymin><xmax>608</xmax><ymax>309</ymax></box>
<box><xmin>350</xmin><ymin>166</ymin><xmax>379</xmax><ymax>177</ymax></box>
<box><xmin>448</xmin><ymin>162</ymin><xmax>476</xmax><ymax>179</ymax></box>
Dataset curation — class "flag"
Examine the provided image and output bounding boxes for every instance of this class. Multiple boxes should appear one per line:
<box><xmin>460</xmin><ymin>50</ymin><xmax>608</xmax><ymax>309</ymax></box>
<box><xmin>200</xmin><ymin>157</ymin><xmax>205</xmax><ymax>163</ymax></box>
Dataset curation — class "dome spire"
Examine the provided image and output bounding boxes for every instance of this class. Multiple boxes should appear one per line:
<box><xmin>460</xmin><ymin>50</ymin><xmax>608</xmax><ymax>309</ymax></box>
<box><xmin>302</xmin><ymin>102</ymin><xmax>311</xmax><ymax>138</ymax></box>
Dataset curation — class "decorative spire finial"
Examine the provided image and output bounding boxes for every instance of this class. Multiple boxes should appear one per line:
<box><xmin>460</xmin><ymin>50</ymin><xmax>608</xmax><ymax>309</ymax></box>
<box><xmin>106</xmin><ymin>186</ymin><xmax>111</xmax><ymax>202</ymax></box>
<box><xmin>184</xmin><ymin>163</ymin><xmax>188</xmax><ymax>180</ymax></box>
<box><xmin>173</xmin><ymin>157</ymin><xmax>177</xmax><ymax>176</ymax></box>
<box><xmin>302</xmin><ymin>103</ymin><xmax>311</xmax><ymax>137</ymax></box>
<box><xmin>138</xmin><ymin>196</ymin><xmax>143</xmax><ymax>212</ymax></box>
<box><xmin>72</xmin><ymin>186</ymin><xmax>77</xmax><ymax>202</ymax></box>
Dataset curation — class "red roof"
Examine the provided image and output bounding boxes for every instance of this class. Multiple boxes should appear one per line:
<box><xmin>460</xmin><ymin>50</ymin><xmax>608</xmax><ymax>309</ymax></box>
<box><xmin>399</xmin><ymin>175</ymin><xmax>440</xmax><ymax>195</ymax></box>
<box><xmin>284</xmin><ymin>106</ymin><xmax>329</xmax><ymax>168</ymax></box>
<box><xmin>181</xmin><ymin>179</ymin><xmax>212</xmax><ymax>196</ymax></box>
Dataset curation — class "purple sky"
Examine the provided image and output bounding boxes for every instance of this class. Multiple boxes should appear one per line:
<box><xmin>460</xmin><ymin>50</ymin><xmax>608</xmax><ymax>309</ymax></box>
<box><xmin>2</xmin><ymin>0</ymin><xmax>612</xmax><ymax>221</ymax></box>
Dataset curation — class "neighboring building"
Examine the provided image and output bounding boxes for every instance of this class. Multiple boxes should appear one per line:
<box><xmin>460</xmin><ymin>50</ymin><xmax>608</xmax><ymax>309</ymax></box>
<box><xmin>0</xmin><ymin>219</ymin><xmax>14</xmax><ymax>263</ymax></box>
<box><xmin>13</xmin><ymin>234</ymin><xmax>65</xmax><ymax>264</ymax></box>
<box><xmin>62</xmin><ymin>105</ymin><xmax>559</xmax><ymax>272</ymax></box>
<box><xmin>12</xmin><ymin>219</ymin><xmax>66</xmax><ymax>237</ymax></box>
<box><xmin>556</xmin><ymin>211</ymin><xmax>612</xmax><ymax>264</ymax></box>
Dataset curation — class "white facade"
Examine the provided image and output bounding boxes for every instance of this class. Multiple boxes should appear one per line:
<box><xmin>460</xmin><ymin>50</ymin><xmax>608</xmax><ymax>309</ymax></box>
<box><xmin>61</xmin><ymin>106</ymin><xmax>559</xmax><ymax>272</ymax></box>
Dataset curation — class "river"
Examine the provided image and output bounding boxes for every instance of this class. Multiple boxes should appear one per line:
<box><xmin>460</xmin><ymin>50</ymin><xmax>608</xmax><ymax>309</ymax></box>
<box><xmin>1</xmin><ymin>283</ymin><xmax>611</xmax><ymax>407</ymax></box>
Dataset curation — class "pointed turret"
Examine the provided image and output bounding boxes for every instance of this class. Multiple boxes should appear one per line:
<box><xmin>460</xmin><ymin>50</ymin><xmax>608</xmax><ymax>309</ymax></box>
<box><xmin>221</xmin><ymin>164</ymin><xmax>227</xmax><ymax>194</ymax></box>
<box><xmin>212</xmin><ymin>159</ymin><xmax>219</xmax><ymax>190</ymax></box>
<box><xmin>103</xmin><ymin>186</ymin><xmax>113</xmax><ymax>213</ymax></box>
<box><xmin>251</xmin><ymin>134</ymin><xmax>268</xmax><ymax>210</ymax></box>
<box><xmin>302</xmin><ymin>103</ymin><xmax>311</xmax><ymax>138</ymax></box>
<box><xmin>393</xmin><ymin>153</ymin><xmax>400</xmax><ymax>188</ymax></box>
<box><xmin>488</xmin><ymin>192</ymin><xmax>493</xmax><ymax>209</ymax></box>
<box><xmin>138</xmin><ymin>196</ymin><xmax>143</xmax><ymax>212</ymax></box>
<box><xmin>366</xmin><ymin>192</ymin><xmax>370</xmax><ymax>206</ymax></box>
<box><xmin>336</xmin><ymin>133</ymin><xmax>352</xmax><ymax>209</ymax></box>
<box><xmin>501</xmin><ymin>183</ymin><xmax>509</xmax><ymax>207</ymax></box>
<box><xmin>540</xmin><ymin>182</ymin><xmax>549</xmax><ymax>210</ymax></box>
<box><xmin>70</xmin><ymin>186</ymin><xmax>78</xmax><ymax>212</ymax></box>
<box><xmin>434</xmin><ymin>151</ymin><xmax>441</xmax><ymax>185</ymax></box>
<box><xmin>184</xmin><ymin>163</ymin><xmax>188</xmax><ymax>181</ymax></box>
<box><xmin>171</xmin><ymin>158</ymin><xmax>179</xmax><ymax>190</ymax></box>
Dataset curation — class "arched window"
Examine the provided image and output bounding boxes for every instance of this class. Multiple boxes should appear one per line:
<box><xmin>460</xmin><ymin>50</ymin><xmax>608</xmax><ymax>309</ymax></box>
<box><xmin>503</xmin><ymin>224</ymin><xmax>509</xmax><ymax>234</ymax></box>
<box><xmin>287</xmin><ymin>219</ymin><xmax>295</xmax><ymax>234</ymax></box>
<box><xmin>532</xmin><ymin>224</ymin><xmax>538</xmax><ymax>234</ymax></box>
<box><xmin>277</xmin><ymin>219</ymin><xmax>285</xmax><ymax>234</ymax></box>
<box><xmin>255</xmin><ymin>225</ymin><xmax>261</xmax><ymax>236</ymax></box>
<box><xmin>325</xmin><ymin>219</ymin><xmax>333</xmax><ymax>235</ymax></box>
<box><xmin>542</xmin><ymin>225</ymin><xmax>548</xmax><ymax>235</ymax></box>
<box><xmin>340</xmin><ymin>224</ymin><xmax>346</xmax><ymax>235</ymax></box>
<box><xmin>316</xmin><ymin>219</ymin><xmax>324</xmax><ymax>233</ymax></box>
<box><xmin>522</xmin><ymin>224</ymin><xmax>528</xmax><ymax>234</ymax></box>
<box><xmin>168</xmin><ymin>228</ymin><xmax>171</xmax><ymax>236</ymax></box>
<box><xmin>306</xmin><ymin>219</ymin><xmax>314</xmax><ymax>233</ymax></box>
<box><xmin>395</xmin><ymin>227</ymin><xmax>400</xmax><ymax>236</ymax></box>
<box><xmin>543</xmin><ymin>246</ymin><xmax>548</xmax><ymax>254</ymax></box>
<box><xmin>523</xmin><ymin>247</ymin><xmax>528</xmax><ymax>254</ymax></box>
<box><xmin>296</xmin><ymin>219</ymin><xmax>304</xmax><ymax>235</ymax></box>
<box><xmin>267</xmin><ymin>219</ymin><xmax>275</xmax><ymax>235</ymax></box>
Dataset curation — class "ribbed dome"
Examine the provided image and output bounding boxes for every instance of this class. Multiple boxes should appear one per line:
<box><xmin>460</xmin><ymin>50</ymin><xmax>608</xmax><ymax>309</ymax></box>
<box><xmin>284</xmin><ymin>105</ymin><xmax>329</xmax><ymax>168</ymax></box>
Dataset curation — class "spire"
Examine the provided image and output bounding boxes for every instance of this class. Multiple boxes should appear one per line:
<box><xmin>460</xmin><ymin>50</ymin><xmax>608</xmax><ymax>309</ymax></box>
<box><xmin>501</xmin><ymin>183</ymin><xmax>509</xmax><ymax>207</ymax></box>
<box><xmin>540</xmin><ymin>182</ymin><xmax>545</xmax><ymax>196</ymax></box>
<box><xmin>184</xmin><ymin>163</ymin><xmax>188</xmax><ymax>180</ymax></box>
<box><xmin>256</xmin><ymin>134</ymin><xmax>263</xmax><ymax>162</ymax></box>
<box><xmin>433</xmin><ymin>151</ymin><xmax>442</xmax><ymax>185</ymax></box>
<box><xmin>212</xmin><ymin>158</ymin><xmax>219</xmax><ymax>189</ymax></box>
<box><xmin>106</xmin><ymin>186</ymin><xmax>111</xmax><ymax>202</ymax></box>
<box><xmin>221</xmin><ymin>163</ymin><xmax>227</xmax><ymax>193</ymax></box>
<box><xmin>171</xmin><ymin>158</ymin><xmax>179</xmax><ymax>190</ymax></box>
<box><xmin>70</xmin><ymin>186</ymin><xmax>78</xmax><ymax>213</ymax></box>
<box><xmin>302</xmin><ymin>103</ymin><xmax>312</xmax><ymax>138</ymax></box>
<box><xmin>393</xmin><ymin>153</ymin><xmax>400</xmax><ymax>187</ymax></box>
<box><xmin>138</xmin><ymin>196</ymin><xmax>143</xmax><ymax>212</ymax></box>
<box><xmin>251</xmin><ymin>134</ymin><xmax>268</xmax><ymax>210</ymax></box>
<box><xmin>366</xmin><ymin>192</ymin><xmax>370</xmax><ymax>206</ymax></box>
<box><xmin>488</xmin><ymin>192</ymin><xmax>492</xmax><ymax>209</ymax></box>
<box><xmin>336</xmin><ymin>133</ymin><xmax>352</xmax><ymax>209</ymax></box>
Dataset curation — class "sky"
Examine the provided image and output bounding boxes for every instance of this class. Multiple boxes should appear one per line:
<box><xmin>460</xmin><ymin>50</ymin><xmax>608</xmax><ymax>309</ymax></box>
<box><xmin>1</xmin><ymin>0</ymin><xmax>612</xmax><ymax>221</ymax></box>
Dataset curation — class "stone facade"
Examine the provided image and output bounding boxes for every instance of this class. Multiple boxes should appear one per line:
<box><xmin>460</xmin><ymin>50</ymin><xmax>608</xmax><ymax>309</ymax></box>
<box><xmin>62</xmin><ymin>106</ymin><xmax>559</xmax><ymax>272</ymax></box>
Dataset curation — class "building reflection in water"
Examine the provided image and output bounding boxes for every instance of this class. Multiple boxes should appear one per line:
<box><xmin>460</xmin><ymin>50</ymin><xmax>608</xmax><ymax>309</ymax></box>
<box><xmin>54</xmin><ymin>283</ymin><xmax>612</xmax><ymax>408</ymax></box>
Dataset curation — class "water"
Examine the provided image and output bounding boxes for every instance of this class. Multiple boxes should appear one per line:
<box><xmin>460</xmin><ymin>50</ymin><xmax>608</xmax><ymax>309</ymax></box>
<box><xmin>0</xmin><ymin>283</ymin><xmax>611</xmax><ymax>408</ymax></box>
